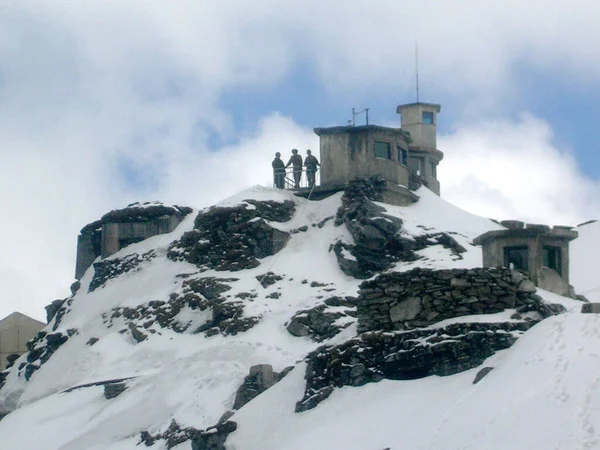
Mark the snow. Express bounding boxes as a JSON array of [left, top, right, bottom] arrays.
[[1, 185, 597, 450], [571, 220, 600, 302]]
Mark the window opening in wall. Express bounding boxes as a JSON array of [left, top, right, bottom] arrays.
[[408, 157, 422, 175], [430, 161, 437, 178], [504, 246, 529, 271], [374, 141, 391, 159], [543, 246, 562, 275], [397, 147, 408, 165], [422, 111, 434, 124]]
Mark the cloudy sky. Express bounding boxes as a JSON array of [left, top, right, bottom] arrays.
[[1, 1, 599, 321]]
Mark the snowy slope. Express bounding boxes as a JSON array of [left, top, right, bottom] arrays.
[[0, 185, 593, 450], [571, 220, 600, 302]]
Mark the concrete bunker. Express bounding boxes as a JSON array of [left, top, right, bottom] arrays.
[[473, 222, 578, 297], [75, 202, 192, 280], [311, 102, 443, 205]]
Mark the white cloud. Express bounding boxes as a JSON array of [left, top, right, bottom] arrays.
[[2, 1, 600, 321], [439, 114, 600, 225]]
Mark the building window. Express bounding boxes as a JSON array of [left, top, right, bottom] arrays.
[[543, 246, 562, 275], [374, 141, 391, 159], [430, 161, 437, 178], [398, 147, 408, 165], [408, 157, 422, 175], [504, 246, 529, 271], [422, 111, 434, 124]]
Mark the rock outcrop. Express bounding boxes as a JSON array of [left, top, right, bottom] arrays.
[[168, 200, 295, 271], [286, 296, 356, 341], [233, 364, 293, 410]]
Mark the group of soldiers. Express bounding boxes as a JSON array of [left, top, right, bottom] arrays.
[[272, 149, 320, 189]]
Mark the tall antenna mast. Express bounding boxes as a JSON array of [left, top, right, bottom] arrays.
[[415, 42, 420, 103]]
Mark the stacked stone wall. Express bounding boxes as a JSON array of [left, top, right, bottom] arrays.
[[355, 267, 561, 332]]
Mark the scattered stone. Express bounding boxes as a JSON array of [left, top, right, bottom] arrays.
[[128, 323, 148, 343], [45, 299, 66, 324], [286, 299, 356, 341], [256, 272, 283, 288], [473, 367, 494, 384], [19, 329, 78, 381], [316, 216, 334, 228], [310, 281, 329, 287], [266, 292, 281, 299], [86, 337, 99, 346]]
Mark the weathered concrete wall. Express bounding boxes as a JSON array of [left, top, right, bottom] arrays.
[[397, 102, 441, 150], [0, 312, 45, 369], [316, 126, 411, 188], [101, 219, 180, 258]]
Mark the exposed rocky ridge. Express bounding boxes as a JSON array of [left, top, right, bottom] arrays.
[[286, 296, 357, 341], [89, 250, 157, 292], [168, 200, 295, 271], [332, 177, 418, 279], [295, 321, 535, 412], [355, 267, 564, 332], [140, 418, 237, 450], [15, 329, 78, 381], [103, 276, 260, 337]]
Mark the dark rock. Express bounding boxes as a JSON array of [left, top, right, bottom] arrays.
[[89, 250, 156, 292], [168, 200, 294, 272], [104, 382, 127, 399], [286, 302, 355, 342], [191, 421, 237, 450], [472, 367, 494, 384], [256, 272, 283, 288], [19, 329, 77, 381], [45, 299, 66, 323], [86, 337, 99, 346], [70, 281, 81, 295], [128, 323, 147, 343], [4, 354, 19, 370]]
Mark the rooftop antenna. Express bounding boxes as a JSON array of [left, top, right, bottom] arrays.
[[351, 107, 370, 126], [415, 42, 420, 103]]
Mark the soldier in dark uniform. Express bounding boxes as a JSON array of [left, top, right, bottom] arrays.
[[286, 149, 303, 188], [272, 152, 285, 189], [304, 149, 320, 188]]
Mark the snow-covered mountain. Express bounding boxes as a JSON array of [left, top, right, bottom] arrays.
[[0, 181, 597, 450]]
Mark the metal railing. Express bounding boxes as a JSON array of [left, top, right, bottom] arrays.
[[273, 168, 320, 190]]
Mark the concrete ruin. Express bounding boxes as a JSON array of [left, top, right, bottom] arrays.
[[0, 312, 45, 369], [473, 222, 578, 297], [313, 102, 443, 204], [75, 202, 192, 280]]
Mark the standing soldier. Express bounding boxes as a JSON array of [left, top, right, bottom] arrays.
[[272, 152, 285, 189], [304, 149, 320, 188], [286, 149, 303, 189]]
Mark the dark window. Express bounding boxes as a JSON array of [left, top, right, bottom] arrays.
[[430, 161, 437, 178], [398, 147, 408, 165], [422, 111, 434, 124], [504, 246, 529, 271], [374, 141, 391, 159], [543, 246, 562, 275], [408, 157, 422, 175]]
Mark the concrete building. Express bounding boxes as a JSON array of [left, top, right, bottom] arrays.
[[314, 102, 443, 199], [473, 222, 578, 297], [75, 202, 192, 280], [0, 312, 45, 369], [397, 102, 443, 195]]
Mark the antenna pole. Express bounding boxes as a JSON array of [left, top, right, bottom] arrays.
[[415, 43, 420, 103]]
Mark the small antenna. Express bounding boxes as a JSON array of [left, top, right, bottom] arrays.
[[415, 42, 420, 103]]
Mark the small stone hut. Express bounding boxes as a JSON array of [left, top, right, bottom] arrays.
[[0, 312, 45, 369], [75, 202, 192, 280], [473, 222, 578, 297]]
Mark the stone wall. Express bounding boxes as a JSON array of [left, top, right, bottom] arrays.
[[355, 267, 562, 333]]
